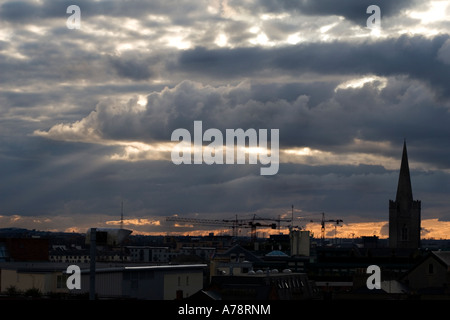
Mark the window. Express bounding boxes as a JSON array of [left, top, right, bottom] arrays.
[[428, 263, 434, 274], [401, 224, 408, 241], [57, 274, 68, 289], [130, 272, 139, 289], [186, 276, 189, 286]]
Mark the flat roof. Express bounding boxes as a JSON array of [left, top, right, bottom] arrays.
[[81, 263, 208, 274], [0, 261, 207, 274]]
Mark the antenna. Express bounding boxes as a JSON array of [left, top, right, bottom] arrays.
[[290, 205, 294, 231], [292, 205, 294, 227], [120, 200, 124, 230]]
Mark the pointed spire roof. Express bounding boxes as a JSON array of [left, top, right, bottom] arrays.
[[396, 140, 413, 205]]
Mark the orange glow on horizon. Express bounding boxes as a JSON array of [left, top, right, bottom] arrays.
[[2, 214, 450, 240], [130, 218, 450, 240]]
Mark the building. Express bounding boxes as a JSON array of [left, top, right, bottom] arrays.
[[402, 251, 450, 296], [178, 247, 215, 261], [0, 262, 74, 295], [50, 246, 130, 263], [290, 230, 310, 256], [207, 271, 318, 300], [389, 141, 421, 250], [77, 264, 207, 299], [127, 246, 174, 263], [126, 246, 215, 263], [210, 244, 261, 279], [307, 245, 421, 298], [0, 238, 49, 262], [49, 247, 90, 264], [0, 261, 207, 300]]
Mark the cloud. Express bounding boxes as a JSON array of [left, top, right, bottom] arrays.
[[28, 68, 450, 225], [176, 35, 450, 97], [0, 0, 217, 28], [437, 38, 450, 65], [108, 54, 154, 80], [35, 72, 450, 170], [1, 0, 450, 234], [0, 1, 40, 22], [256, 0, 421, 24], [106, 218, 161, 227]]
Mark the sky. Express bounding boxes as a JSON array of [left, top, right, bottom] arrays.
[[0, 0, 450, 239]]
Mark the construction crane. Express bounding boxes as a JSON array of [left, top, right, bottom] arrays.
[[247, 217, 277, 240], [309, 212, 343, 243], [247, 214, 292, 231], [165, 216, 244, 237], [166, 215, 279, 240]]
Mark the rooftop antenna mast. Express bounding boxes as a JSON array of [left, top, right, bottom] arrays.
[[120, 200, 124, 230], [291, 205, 294, 231]]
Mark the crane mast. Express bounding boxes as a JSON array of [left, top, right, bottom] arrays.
[[310, 212, 343, 244]]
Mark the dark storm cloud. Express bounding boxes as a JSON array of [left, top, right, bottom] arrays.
[[4, 135, 448, 222], [38, 73, 450, 173], [0, 148, 121, 216], [0, 42, 109, 87], [108, 54, 154, 81], [0, 0, 209, 24], [254, 0, 420, 25], [0, 133, 389, 219], [0, 0, 421, 26], [0, 1, 39, 22], [176, 34, 450, 98]]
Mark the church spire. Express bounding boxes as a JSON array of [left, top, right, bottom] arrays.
[[389, 140, 421, 250], [395, 140, 413, 207]]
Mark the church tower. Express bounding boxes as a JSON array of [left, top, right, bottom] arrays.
[[389, 141, 421, 249]]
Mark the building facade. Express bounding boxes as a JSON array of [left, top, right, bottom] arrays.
[[0, 262, 73, 295], [77, 264, 207, 299], [208, 271, 318, 300], [402, 251, 450, 295]]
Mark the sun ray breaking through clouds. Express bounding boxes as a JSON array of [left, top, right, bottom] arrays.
[[0, 0, 449, 238]]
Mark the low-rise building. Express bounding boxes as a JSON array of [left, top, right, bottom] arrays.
[[179, 247, 215, 261], [76, 264, 207, 299], [0, 238, 49, 262], [49, 247, 90, 264], [127, 246, 176, 263], [0, 262, 74, 295], [0, 261, 207, 300], [210, 244, 261, 279], [207, 271, 318, 300], [402, 251, 450, 296]]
